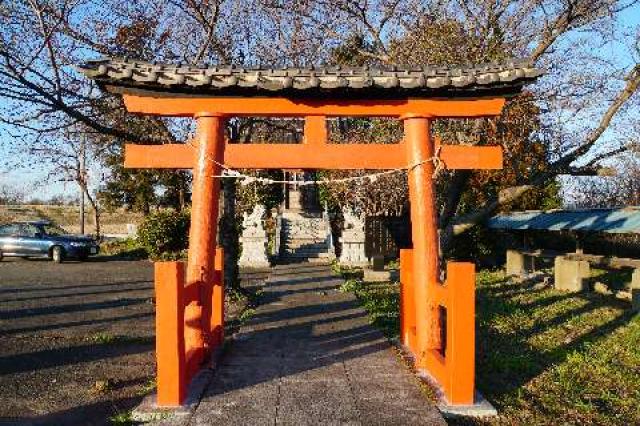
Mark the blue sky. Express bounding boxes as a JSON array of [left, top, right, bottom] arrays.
[[1, 4, 639, 202]]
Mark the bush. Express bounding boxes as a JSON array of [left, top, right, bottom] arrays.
[[137, 210, 190, 260], [100, 238, 148, 259]]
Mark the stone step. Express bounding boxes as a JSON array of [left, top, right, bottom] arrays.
[[284, 246, 329, 251], [284, 240, 328, 246], [282, 228, 327, 233], [284, 243, 328, 248], [283, 248, 331, 253], [283, 244, 329, 250], [279, 256, 332, 264], [283, 239, 328, 244], [283, 246, 331, 252], [282, 220, 325, 224], [282, 230, 326, 236], [282, 226, 327, 231], [283, 250, 329, 256], [282, 226, 326, 230], [282, 253, 332, 259]]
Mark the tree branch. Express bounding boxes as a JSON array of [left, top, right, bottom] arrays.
[[443, 61, 640, 249]]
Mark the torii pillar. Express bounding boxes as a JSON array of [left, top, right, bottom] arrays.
[[404, 115, 439, 368], [184, 113, 225, 369]]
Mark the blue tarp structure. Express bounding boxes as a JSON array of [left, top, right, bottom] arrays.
[[487, 207, 640, 234]]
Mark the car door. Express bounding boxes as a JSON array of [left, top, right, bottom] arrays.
[[17, 224, 49, 256], [0, 224, 23, 255]]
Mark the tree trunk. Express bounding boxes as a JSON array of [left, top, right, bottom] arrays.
[[220, 180, 240, 292], [83, 185, 101, 240]]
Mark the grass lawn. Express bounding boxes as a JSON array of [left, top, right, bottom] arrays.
[[339, 268, 640, 425]]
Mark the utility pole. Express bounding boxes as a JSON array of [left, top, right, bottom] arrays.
[[79, 136, 86, 235]]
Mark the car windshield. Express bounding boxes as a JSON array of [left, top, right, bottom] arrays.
[[42, 224, 67, 236]]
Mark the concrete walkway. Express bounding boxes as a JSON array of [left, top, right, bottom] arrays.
[[188, 262, 445, 425]]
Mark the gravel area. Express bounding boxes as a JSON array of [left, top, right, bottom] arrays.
[[0, 258, 156, 425]]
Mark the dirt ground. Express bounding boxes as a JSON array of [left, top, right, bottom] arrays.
[[0, 258, 156, 425]]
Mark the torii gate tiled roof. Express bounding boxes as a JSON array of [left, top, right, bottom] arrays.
[[77, 57, 542, 98], [76, 56, 544, 409]]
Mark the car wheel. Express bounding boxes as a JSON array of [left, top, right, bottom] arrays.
[[0, 250, 3, 261], [51, 246, 64, 263]]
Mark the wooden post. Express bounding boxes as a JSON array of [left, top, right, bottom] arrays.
[[400, 249, 417, 354], [155, 262, 186, 406], [185, 113, 225, 365], [211, 247, 225, 348], [404, 115, 439, 368], [446, 262, 476, 405]]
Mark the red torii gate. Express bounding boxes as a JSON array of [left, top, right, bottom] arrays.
[[79, 58, 541, 409]]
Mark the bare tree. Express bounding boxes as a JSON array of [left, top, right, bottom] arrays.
[[564, 154, 640, 207], [256, 0, 640, 251], [1, 0, 639, 256], [0, 183, 25, 205]]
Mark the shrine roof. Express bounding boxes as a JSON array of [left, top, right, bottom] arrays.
[[488, 207, 640, 234], [77, 57, 543, 99]]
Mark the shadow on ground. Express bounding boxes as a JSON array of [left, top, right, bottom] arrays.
[[474, 272, 636, 413], [188, 262, 444, 425]]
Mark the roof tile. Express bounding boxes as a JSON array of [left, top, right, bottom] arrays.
[[77, 57, 544, 98]]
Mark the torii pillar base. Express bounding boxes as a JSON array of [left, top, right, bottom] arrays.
[[130, 348, 226, 423], [417, 370, 498, 419]]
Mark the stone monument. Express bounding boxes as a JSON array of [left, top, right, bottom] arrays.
[[239, 204, 270, 269]]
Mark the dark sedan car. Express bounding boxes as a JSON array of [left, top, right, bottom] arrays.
[[0, 221, 99, 263]]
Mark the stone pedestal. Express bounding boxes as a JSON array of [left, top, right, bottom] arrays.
[[631, 269, 640, 312], [506, 250, 535, 277], [239, 205, 270, 269], [339, 208, 368, 267], [554, 256, 590, 292]]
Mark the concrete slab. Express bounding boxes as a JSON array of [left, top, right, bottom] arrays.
[[191, 380, 279, 426], [417, 369, 498, 420], [554, 256, 590, 292], [280, 362, 348, 383], [277, 380, 359, 425], [437, 392, 498, 419]]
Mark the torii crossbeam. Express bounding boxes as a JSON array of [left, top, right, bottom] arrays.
[[79, 58, 542, 409]]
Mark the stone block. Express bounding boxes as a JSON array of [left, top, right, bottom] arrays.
[[632, 269, 640, 289], [615, 290, 632, 301], [632, 269, 640, 312], [593, 282, 612, 295], [372, 255, 385, 271], [363, 268, 399, 282], [554, 256, 590, 292], [437, 392, 498, 419], [506, 249, 535, 277]]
